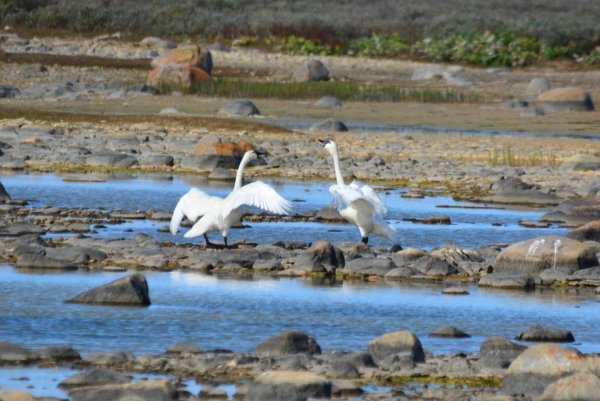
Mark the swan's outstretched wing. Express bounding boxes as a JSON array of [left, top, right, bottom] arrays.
[[221, 181, 292, 218], [350, 181, 387, 216], [170, 188, 220, 235], [329, 184, 376, 216]]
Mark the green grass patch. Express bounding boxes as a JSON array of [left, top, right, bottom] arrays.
[[160, 78, 479, 103]]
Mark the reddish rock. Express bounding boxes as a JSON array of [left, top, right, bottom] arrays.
[[568, 220, 600, 242], [150, 44, 211, 73], [146, 63, 210, 88], [538, 87, 594, 111]]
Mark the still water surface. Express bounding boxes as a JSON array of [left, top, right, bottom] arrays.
[[0, 173, 566, 249], [1, 265, 598, 356]]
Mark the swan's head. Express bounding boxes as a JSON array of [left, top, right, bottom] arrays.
[[242, 149, 265, 163], [318, 138, 337, 155]]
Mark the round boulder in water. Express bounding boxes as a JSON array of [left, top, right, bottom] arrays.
[[218, 100, 261, 117]]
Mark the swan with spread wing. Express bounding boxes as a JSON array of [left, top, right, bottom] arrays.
[[319, 139, 396, 245], [170, 150, 292, 248]]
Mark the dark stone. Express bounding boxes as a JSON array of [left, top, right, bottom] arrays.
[[516, 325, 575, 343], [218, 100, 260, 117], [255, 331, 321, 357], [0, 181, 10, 200], [34, 345, 80, 362], [429, 326, 471, 338], [412, 255, 458, 276], [480, 336, 527, 369], [86, 151, 139, 168], [0, 85, 20, 98], [67, 274, 151, 306], [293, 241, 344, 273]]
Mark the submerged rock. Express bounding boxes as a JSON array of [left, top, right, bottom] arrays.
[[67, 273, 151, 306], [429, 326, 471, 338]]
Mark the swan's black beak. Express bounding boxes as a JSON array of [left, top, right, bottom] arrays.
[[318, 139, 329, 147], [254, 150, 266, 157]]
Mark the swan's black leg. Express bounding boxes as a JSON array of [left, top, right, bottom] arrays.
[[361, 237, 369, 245], [224, 236, 228, 249], [203, 233, 212, 245]]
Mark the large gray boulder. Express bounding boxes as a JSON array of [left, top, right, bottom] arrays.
[[493, 236, 598, 274], [293, 241, 344, 273], [479, 336, 527, 369], [367, 331, 425, 368], [218, 100, 260, 117], [67, 274, 151, 306], [60, 369, 132, 388], [292, 60, 330, 82], [255, 331, 321, 357], [246, 371, 331, 401], [501, 344, 600, 398], [67, 379, 176, 401]]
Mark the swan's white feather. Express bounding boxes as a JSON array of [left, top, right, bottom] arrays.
[[350, 181, 387, 216], [221, 181, 292, 218], [169, 187, 220, 235]]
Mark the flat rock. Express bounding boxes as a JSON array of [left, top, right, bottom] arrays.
[[483, 177, 559, 206], [342, 257, 396, 276], [86, 151, 138, 168], [0, 391, 36, 401], [0, 223, 45, 236], [246, 371, 331, 401], [67, 379, 176, 401], [493, 236, 597, 274], [255, 331, 321, 357], [59, 369, 132, 388], [479, 272, 535, 289], [516, 325, 575, 343], [67, 273, 151, 306], [367, 330, 425, 368]]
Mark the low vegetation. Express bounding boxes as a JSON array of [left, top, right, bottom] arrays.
[[487, 146, 559, 167], [1, 0, 599, 67], [159, 78, 480, 103]]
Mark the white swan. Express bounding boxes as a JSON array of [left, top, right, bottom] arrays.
[[170, 150, 292, 247], [319, 139, 396, 245]]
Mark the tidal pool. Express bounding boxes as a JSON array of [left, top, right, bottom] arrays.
[[1, 265, 598, 356], [0, 173, 566, 249]]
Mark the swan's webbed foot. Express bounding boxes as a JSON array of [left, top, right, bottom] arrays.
[[360, 237, 369, 245]]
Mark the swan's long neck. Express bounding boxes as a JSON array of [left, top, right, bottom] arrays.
[[331, 145, 345, 185], [234, 154, 251, 190]]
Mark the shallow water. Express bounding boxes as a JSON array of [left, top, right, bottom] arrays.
[[268, 119, 600, 140], [0, 173, 566, 249], [1, 265, 598, 356], [0, 366, 235, 399]]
